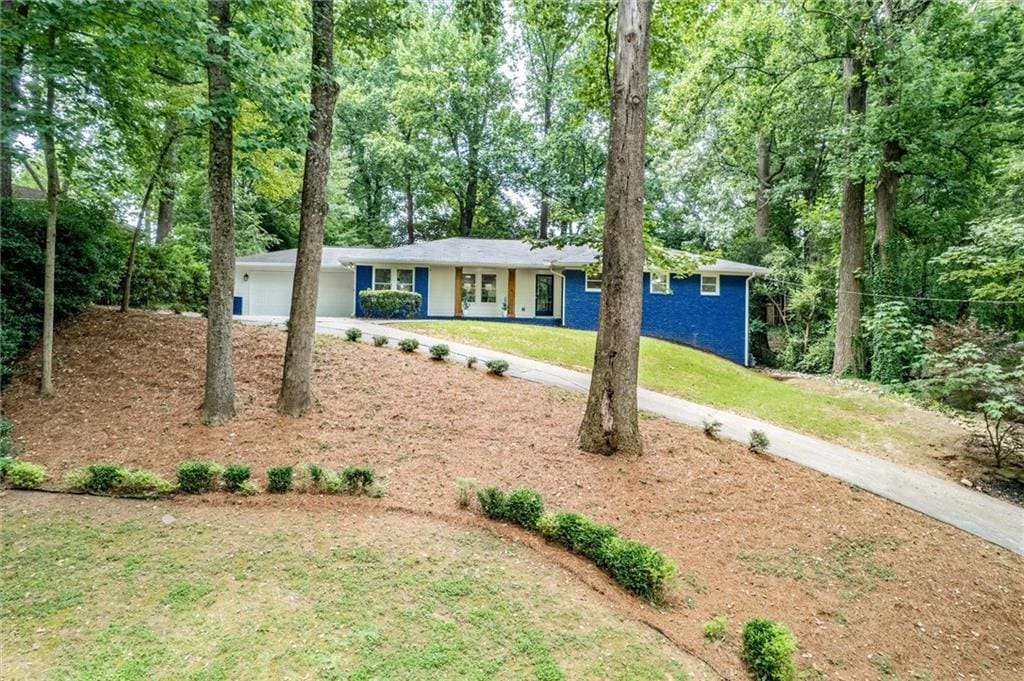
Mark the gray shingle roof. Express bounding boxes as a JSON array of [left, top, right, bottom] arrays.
[[236, 238, 767, 275]]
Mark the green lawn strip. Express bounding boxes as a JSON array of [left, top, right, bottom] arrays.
[[393, 321, 923, 450], [1, 510, 691, 680]]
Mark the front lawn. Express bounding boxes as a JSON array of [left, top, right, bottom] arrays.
[[1, 494, 696, 680], [392, 321, 961, 462]]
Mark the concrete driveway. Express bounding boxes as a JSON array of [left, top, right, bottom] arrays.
[[238, 315, 1024, 555]]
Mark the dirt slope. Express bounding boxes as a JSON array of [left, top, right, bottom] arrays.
[[4, 308, 1022, 680]]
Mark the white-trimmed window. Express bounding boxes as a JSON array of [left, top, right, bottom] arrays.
[[700, 274, 720, 296], [461, 272, 476, 303], [650, 272, 671, 294], [374, 267, 415, 292], [480, 273, 497, 303], [585, 272, 602, 292]]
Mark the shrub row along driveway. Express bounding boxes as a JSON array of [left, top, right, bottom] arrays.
[[238, 315, 1024, 555]]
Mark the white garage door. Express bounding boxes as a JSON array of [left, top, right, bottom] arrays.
[[241, 269, 355, 317]]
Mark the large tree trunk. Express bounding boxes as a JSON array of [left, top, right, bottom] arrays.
[[156, 116, 179, 242], [39, 26, 58, 397], [538, 90, 552, 240], [1, 1, 28, 200], [832, 54, 867, 377], [404, 172, 415, 243], [121, 132, 179, 311], [277, 0, 339, 417], [578, 0, 652, 456], [201, 0, 236, 425], [873, 140, 903, 263], [459, 134, 479, 236]]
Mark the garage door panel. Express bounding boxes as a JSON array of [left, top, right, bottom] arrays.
[[239, 269, 354, 318]]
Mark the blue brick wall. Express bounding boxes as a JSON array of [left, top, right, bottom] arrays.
[[354, 265, 373, 317], [415, 267, 429, 317], [563, 269, 749, 365]]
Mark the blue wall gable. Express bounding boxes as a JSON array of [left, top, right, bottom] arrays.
[[354, 265, 373, 317], [563, 269, 749, 365]]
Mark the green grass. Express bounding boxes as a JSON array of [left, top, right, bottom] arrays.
[[1, 504, 694, 680], [393, 321, 935, 453]]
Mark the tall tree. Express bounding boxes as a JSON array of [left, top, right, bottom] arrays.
[[201, 0, 236, 425], [39, 25, 58, 397], [578, 0, 653, 456], [1, 0, 29, 199], [277, 0, 340, 416]]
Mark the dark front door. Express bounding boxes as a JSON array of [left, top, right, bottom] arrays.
[[535, 274, 554, 316]]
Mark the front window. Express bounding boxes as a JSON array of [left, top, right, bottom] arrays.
[[700, 274, 720, 296], [373, 268, 391, 290], [585, 272, 602, 292], [396, 268, 414, 292], [480, 273, 497, 303], [650, 272, 671, 294]]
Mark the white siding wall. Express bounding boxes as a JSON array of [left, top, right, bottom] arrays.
[[233, 268, 355, 317], [513, 269, 562, 318]]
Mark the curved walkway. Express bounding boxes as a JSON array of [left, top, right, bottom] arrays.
[[238, 315, 1024, 556]]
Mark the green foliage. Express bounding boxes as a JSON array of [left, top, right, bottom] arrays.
[[372, 335, 389, 347], [0, 199, 126, 382], [601, 537, 676, 602], [429, 343, 450, 360], [236, 480, 260, 496], [5, 461, 46, 489], [397, 337, 420, 352], [486, 359, 509, 375], [222, 464, 252, 492], [455, 477, 477, 508], [535, 511, 618, 565], [340, 466, 374, 494], [306, 463, 324, 484], [477, 486, 507, 520], [358, 290, 421, 319], [177, 460, 220, 494], [504, 488, 545, 529], [749, 430, 770, 454], [703, 615, 729, 642], [345, 327, 363, 341], [466, 356, 477, 368], [98, 242, 209, 312], [0, 416, 12, 458], [862, 302, 932, 384], [921, 343, 1024, 467], [82, 464, 127, 494], [702, 419, 722, 439], [116, 469, 175, 497], [266, 466, 294, 493], [741, 618, 797, 681]]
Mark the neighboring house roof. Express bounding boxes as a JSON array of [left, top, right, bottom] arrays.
[[237, 238, 768, 275]]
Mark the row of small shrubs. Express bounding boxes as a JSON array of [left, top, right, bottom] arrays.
[[1, 459, 47, 489], [468, 483, 675, 602], [177, 460, 379, 496], [64, 463, 175, 498], [701, 417, 772, 453], [353, 329, 510, 375]]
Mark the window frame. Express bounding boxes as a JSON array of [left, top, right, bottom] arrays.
[[479, 273, 498, 303], [649, 272, 672, 295], [461, 271, 477, 304], [584, 271, 602, 292], [373, 266, 416, 293], [699, 273, 720, 296]]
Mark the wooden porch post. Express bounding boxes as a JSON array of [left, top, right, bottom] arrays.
[[454, 266, 463, 317], [507, 268, 516, 318]]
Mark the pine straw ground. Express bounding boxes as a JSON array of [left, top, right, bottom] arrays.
[[4, 308, 1023, 680]]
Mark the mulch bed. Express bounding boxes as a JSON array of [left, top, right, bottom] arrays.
[[4, 308, 1023, 680]]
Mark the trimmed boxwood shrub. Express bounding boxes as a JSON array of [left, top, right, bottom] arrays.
[[177, 460, 219, 493], [267, 465, 293, 493], [742, 618, 797, 681], [504, 487, 545, 529], [222, 464, 251, 492], [372, 335, 388, 347], [397, 337, 419, 352], [358, 290, 421, 319], [345, 327, 362, 341], [601, 537, 676, 601], [83, 463, 127, 493], [537, 511, 618, 563], [4, 460, 45, 488], [117, 469, 175, 497], [486, 359, 509, 375], [341, 465, 374, 493], [749, 430, 770, 453], [429, 344, 450, 360], [477, 486, 507, 520]]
